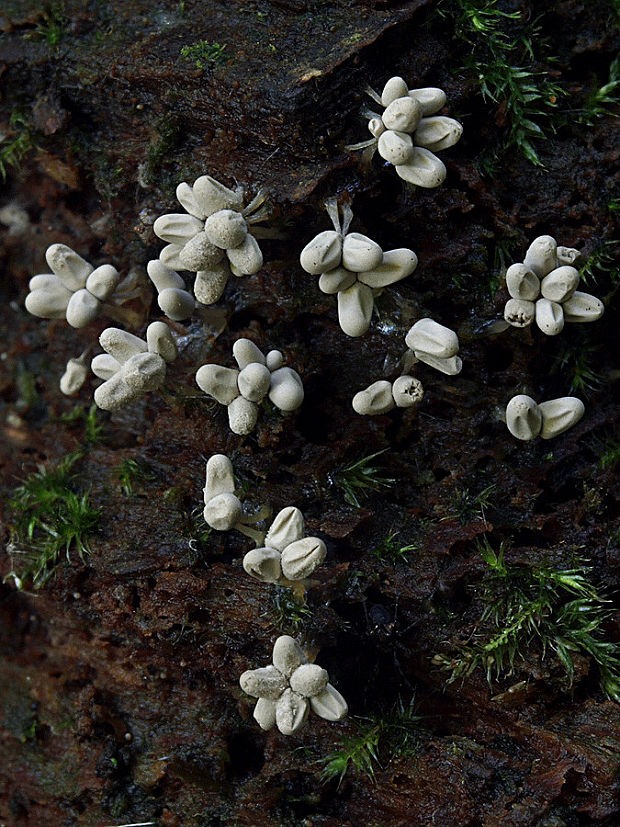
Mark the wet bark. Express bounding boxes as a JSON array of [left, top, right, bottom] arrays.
[[1, 1, 619, 824]]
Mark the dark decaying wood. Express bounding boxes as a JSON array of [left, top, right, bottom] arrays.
[[0, 1, 618, 824]]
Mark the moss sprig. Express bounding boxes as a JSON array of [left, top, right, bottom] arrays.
[[330, 449, 395, 509], [319, 696, 424, 786]]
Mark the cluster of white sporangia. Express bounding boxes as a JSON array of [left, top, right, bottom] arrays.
[[353, 375, 424, 416], [406, 317, 462, 375], [353, 318, 462, 415], [195, 338, 304, 435], [25, 243, 141, 328], [202, 454, 271, 543], [243, 506, 327, 585], [504, 235, 604, 336], [299, 199, 418, 337], [23, 74, 608, 739], [150, 175, 269, 316], [202, 456, 341, 732], [91, 322, 177, 411], [239, 635, 348, 735], [505, 394, 585, 441], [347, 76, 463, 187], [351, 374, 424, 416]]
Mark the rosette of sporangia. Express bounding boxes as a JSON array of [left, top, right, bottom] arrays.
[[503, 235, 605, 336], [91, 322, 177, 411], [299, 199, 418, 337], [243, 506, 326, 585], [25, 243, 143, 328], [239, 636, 348, 735], [150, 175, 270, 317], [347, 75, 463, 187], [195, 338, 304, 436]]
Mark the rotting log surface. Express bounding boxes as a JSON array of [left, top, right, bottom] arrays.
[[1, 1, 619, 825]]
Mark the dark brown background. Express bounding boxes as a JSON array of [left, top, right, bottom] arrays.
[[0, 1, 618, 824]]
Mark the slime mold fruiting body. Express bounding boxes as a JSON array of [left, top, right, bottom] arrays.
[[91, 322, 177, 410], [26, 244, 142, 328], [239, 635, 348, 735], [300, 199, 418, 337], [151, 175, 270, 313], [203, 454, 270, 542], [505, 394, 585, 440], [503, 236, 604, 336], [243, 506, 327, 584], [196, 338, 304, 435], [348, 76, 463, 187]]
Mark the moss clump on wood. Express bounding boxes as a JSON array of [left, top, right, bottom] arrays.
[[7, 452, 100, 589], [179, 40, 228, 70], [437, 538, 620, 700]]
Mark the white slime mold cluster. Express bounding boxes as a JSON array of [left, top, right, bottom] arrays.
[[503, 235, 604, 336], [352, 318, 461, 415], [348, 76, 463, 187], [243, 506, 327, 584], [25, 244, 141, 328], [405, 318, 462, 375], [201, 458, 342, 733], [21, 66, 612, 743], [299, 199, 418, 337], [196, 338, 304, 435], [239, 635, 348, 735], [505, 394, 585, 440], [151, 175, 270, 313], [352, 376, 424, 416], [202, 454, 270, 542], [91, 322, 177, 410]]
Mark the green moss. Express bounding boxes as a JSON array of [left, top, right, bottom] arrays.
[[441, 482, 495, 525], [320, 724, 380, 785], [270, 586, 312, 633], [319, 697, 424, 786], [492, 235, 521, 292], [23, 2, 67, 50], [7, 452, 101, 589], [330, 449, 395, 509], [0, 110, 36, 183], [437, 0, 565, 166], [58, 403, 104, 447], [14, 360, 40, 413], [587, 427, 620, 470], [20, 715, 40, 743], [578, 54, 620, 126], [186, 506, 213, 551], [437, 538, 620, 700], [451, 231, 518, 299], [116, 457, 157, 496], [553, 332, 604, 397], [369, 530, 418, 565], [598, 435, 620, 470], [180, 41, 228, 70], [579, 239, 620, 291]]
